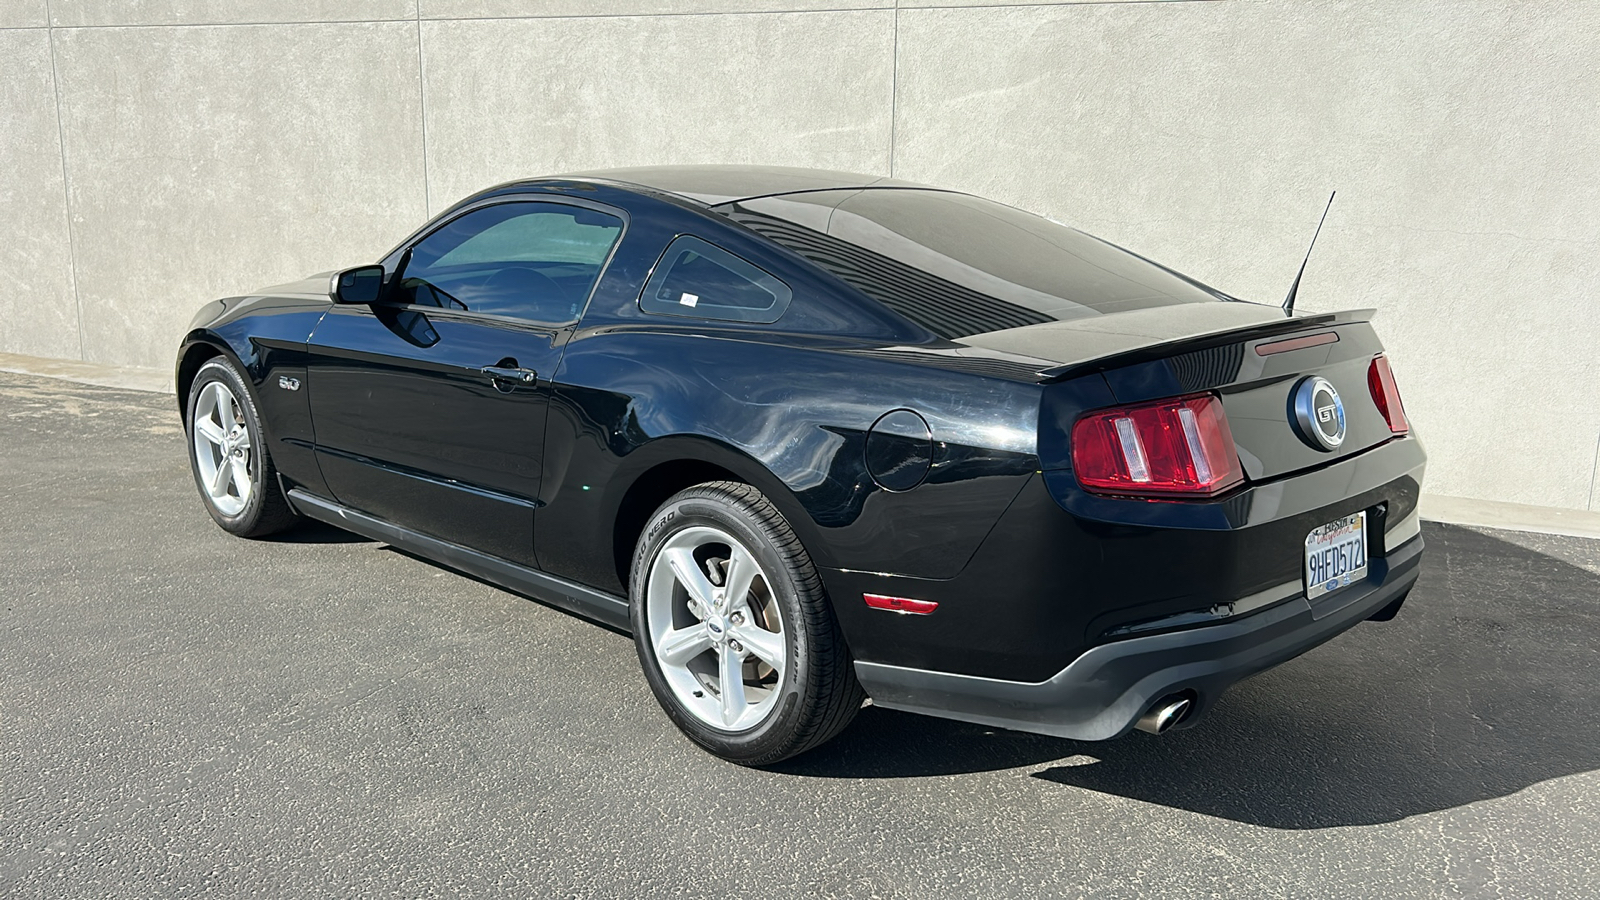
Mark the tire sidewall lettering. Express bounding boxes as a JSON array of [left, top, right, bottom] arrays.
[[645, 508, 675, 543], [630, 487, 819, 758]]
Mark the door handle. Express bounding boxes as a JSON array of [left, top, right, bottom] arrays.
[[481, 365, 538, 386]]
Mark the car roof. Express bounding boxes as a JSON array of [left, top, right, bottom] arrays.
[[555, 164, 930, 206]]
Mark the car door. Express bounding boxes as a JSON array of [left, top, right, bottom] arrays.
[[305, 198, 625, 565]]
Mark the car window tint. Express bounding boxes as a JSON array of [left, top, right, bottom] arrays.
[[638, 236, 792, 324], [399, 202, 623, 324], [719, 190, 1224, 340]]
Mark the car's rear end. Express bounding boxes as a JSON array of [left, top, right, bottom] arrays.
[[846, 306, 1424, 740], [1033, 303, 1421, 633], [711, 183, 1424, 740]]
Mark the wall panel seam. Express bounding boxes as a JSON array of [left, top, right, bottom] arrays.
[[897, 0, 1215, 8], [22, 2, 1219, 31], [415, 10, 431, 217], [41, 0, 85, 361], [1589, 431, 1599, 512], [37, 19, 416, 30], [35, 9, 899, 30], [416, 7, 894, 22], [889, 6, 899, 176]]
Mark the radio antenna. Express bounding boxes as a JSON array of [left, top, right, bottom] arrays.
[[1283, 191, 1336, 315]]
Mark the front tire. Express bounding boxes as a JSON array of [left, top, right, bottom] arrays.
[[185, 357, 297, 538], [630, 481, 863, 765]]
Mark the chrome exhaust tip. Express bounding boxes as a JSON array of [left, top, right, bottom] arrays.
[[1135, 695, 1193, 735]]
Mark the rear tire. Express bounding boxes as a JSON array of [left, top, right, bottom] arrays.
[[185, 357, 298, 538], [630, 481, 863, 766]]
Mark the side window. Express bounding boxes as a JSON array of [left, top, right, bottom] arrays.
[[397, 202, 624, 324], [638, 236, 792, 324]]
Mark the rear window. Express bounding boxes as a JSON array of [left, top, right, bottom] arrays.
[[721, 189, 1224, 339], [639, 236, 792, 324]]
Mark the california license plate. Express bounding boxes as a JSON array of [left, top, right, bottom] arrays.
[[1305, 511, 1368, 600]]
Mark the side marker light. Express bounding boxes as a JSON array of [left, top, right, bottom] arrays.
[[863, 593, 939, 615]]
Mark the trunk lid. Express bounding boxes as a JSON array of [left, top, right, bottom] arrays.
[[1019, 304, 1399, 484]]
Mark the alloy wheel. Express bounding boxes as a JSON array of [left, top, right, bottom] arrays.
[[191, 380, 254, 517], [646, 525, 787, 731]]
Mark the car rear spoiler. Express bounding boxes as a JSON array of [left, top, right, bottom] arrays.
[[1036, 308, 1379, 383]]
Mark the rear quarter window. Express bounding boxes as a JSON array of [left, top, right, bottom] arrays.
[[638, 236, 792, 324]]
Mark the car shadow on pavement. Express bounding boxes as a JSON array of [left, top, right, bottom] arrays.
[[777, 523, 1600, 829], [263, 519, 376, 544]]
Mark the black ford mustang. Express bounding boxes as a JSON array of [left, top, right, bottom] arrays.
[[177, 166, 1424, 765]]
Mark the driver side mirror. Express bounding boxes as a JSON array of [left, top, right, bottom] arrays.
[[330, 265, 385, 304]]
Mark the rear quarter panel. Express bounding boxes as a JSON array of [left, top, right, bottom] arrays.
[[535, 328, 1044, 595]]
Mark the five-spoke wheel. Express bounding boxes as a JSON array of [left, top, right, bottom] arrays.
[[184, 356, 297, 537], [191, 380, 254, 517], [647, 525, 787, 731], [632, 481, 863, 765]]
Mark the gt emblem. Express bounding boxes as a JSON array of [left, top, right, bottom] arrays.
[[278, 375, 301, 391], [1291, 376, 1345, 451]]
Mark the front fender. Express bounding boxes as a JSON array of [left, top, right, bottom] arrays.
[[174, 290, 332, 495]]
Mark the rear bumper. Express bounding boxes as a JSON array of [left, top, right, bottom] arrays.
[[854, 532, 1422, 741]]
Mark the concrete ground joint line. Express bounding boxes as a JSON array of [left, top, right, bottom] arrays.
[[0, 352, 172, 394], [1419, 494, 1600, 542]]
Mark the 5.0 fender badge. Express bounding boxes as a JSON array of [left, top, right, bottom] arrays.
[[277, 375, 301, 392], [1291, 376, 1345, 451]]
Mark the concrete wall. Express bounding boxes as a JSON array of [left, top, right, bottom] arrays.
[[2, 0, 1596, 512]]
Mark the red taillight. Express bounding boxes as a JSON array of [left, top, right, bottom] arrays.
[[1071, 393, 1244, 498], [1367, 354, 1409, 434]]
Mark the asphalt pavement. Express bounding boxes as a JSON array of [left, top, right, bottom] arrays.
[[3, 370, 1598, 899]]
